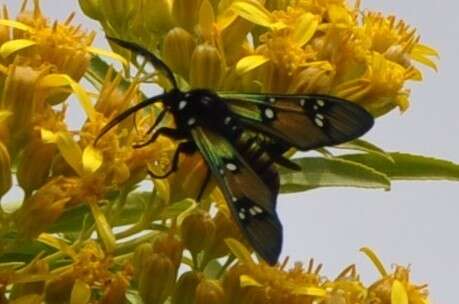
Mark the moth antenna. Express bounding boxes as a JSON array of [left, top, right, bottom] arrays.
[[95, 93, 168, 145], [107, 36, 178, 90]]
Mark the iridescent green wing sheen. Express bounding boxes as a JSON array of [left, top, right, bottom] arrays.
[[191, 126, 282, 265], [219, 93, 374, 151]]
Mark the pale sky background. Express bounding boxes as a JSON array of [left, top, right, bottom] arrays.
[[3, 1, 459, 303]]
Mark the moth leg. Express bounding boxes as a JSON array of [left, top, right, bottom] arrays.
[[133, 127, 183, 148], [196, 167, 211, 202], [272, 155, 301, 171], [148, 141, 195, 179]]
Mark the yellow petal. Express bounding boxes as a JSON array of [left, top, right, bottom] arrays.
[[38, 233, 78, 259], [199, 0, 215, 40], [41, 128, 59, 144], [391, 280, 409, 304], [0, 110, 12, 123], [412, 44, 439, 57], [82, 145, 103, 173], [292, 13, 319, 47], [89, 201, 116, 253], [0, 39, 37, 58], [410, 53, 438, 71], [236, 55, 269, 75], [240, 275, 262, 288], [56, 131, 85, 176], [360, 247, 388, 277], [42, 129, 85, 176], [225, 238, 254, 264], [39, 74, 97, 121], [87, 46, 129, 67], [294, 286, 327, 297], [216, 9, 238, 31], [231, 0, 285, 30], [70, 279, 91, 304], [0, 19, 34, 32]]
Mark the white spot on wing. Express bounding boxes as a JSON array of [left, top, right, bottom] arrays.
[[300, 99, 306, 106], [264, 108, 275, 120], [202, 96, 211, 104], [239, 211, 246, 220], [317, 99, 325, 107], [253, 206, 263, 214], [226, 162, 238, 172], [224, 117, 232, 125], [315, 118, 324, 127], [268, 97, 276, 103], [187, 117, 196, 126], [178, 100, 187, 110]]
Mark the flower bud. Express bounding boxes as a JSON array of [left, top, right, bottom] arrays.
[[100, 0, 140, 33], [189, 44, 223, 89], [133, 243, 154, 278], [172, 0, 203, 31], [1, 65, 45, 145], [44, 272, 75, 304], [153, 233, 184, 269], [163, 27, 196, 79], [78, 0, 103, 21], [204, 211, 240, 260], [288, 66, 334, 94], [0, 141, 12, 199], [16, 177, 78, 238], [142, 0, 174, 35], [195, 279, 225, 304], [180, 210, 216, 255], [222, 265, 245, 303], [138, 253, 176, 304], [17, 139, 56, 195], [172, 271, 203, 304], [100, 273, 129, 304]]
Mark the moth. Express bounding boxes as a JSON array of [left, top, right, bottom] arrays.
[[97, 37, 374, 265]]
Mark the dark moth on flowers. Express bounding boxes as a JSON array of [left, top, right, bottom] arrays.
[[96, 37, 374, 265]]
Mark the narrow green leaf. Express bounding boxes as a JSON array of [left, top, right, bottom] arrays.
[[341, 152, 459, 181], [86, 56, 131, 91], [158, 199, 195, 220], [280, 157, 391, 193], [203, 259, 223, 279], [334, 139, 394, 163]]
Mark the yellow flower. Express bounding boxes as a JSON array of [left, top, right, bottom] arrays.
[[91, 0, 436, 115], [361, 247, 430, 304], [224, 239, 325, 304], [15, 176, 79, 238]]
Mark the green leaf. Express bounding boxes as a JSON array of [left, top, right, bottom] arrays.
[[0, 233, 55, 263], [87, 56, 131, 91], [340, 152, 459, 181], [334, 139, 394, 163], [126, 290, 143, 304], [48, 204, 93, 233], [203, 259, 223, 279], [158, 199, 195, 220], [280, 157, 391, 193]]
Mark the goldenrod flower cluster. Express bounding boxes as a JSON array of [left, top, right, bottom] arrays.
[[81, 0, 437, 116], [0, 0, 441, 303]]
